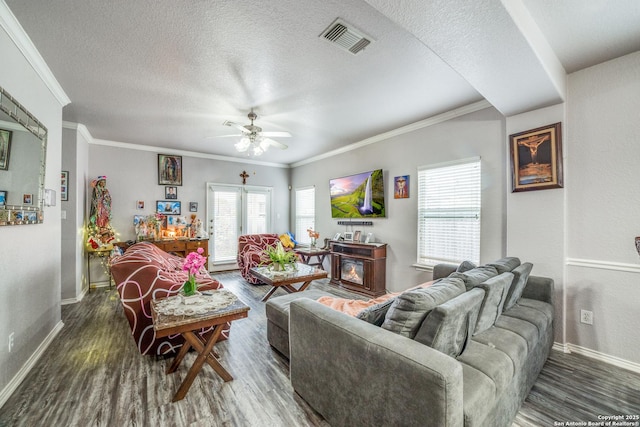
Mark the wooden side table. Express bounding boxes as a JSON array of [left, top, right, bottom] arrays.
[[87, 247, 114, 290], [150, 290, 249, 402], [294, 247, 330, 270]]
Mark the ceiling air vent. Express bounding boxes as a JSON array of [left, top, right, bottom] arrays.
[[321, 18, 373, 55]]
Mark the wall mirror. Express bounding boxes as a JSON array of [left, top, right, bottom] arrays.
[[0, 85, 47, 226]]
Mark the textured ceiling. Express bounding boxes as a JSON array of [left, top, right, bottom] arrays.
[[4, 0, 640, 165]]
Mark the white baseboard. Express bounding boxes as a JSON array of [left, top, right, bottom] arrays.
[[553, 341, 640, 374], [0, 321, 65, 409], [60, 286, 89, 305]]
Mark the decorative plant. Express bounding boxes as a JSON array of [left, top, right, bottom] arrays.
[[263, 241, 298, 270], [182, 247, 206, 296]]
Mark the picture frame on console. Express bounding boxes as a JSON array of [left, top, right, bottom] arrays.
[[158, 154, 182, 186], [343, 231, 354, 242], [509, 122, 563, 192], [353, 230, 361, 242], [0, 190, 6, 206]]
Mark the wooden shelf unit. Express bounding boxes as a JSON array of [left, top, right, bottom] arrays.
[[329, 241, 387, 297]]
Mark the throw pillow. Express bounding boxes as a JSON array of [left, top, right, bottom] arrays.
[[473, 272, 513, 335], [381, 278, 465, 338], [356, 297, 397, 326], [486, 257, 521, 274], [414, 288, 485, 358], [503, 262, 534, 311], [456, 260, 477, 273], [449, 265, 499, 291]]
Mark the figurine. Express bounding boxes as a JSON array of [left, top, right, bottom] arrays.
[[195, 218, 208, 238]]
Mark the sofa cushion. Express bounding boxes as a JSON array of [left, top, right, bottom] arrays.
[[460, 362, 497, 427], [503, 262, 533, 311], [472, 327, 528, 372], [265, 289, 334, 332], [356, 297, 397, 326], [473, 273, 513, 335], [486, 257, 521, 274], [518, 298, 554, 323], [449, 265, 499, 291], [381, 278, 465, 338], [502, 304, 552, 338], [414, 288, 485, 357], [456, 260, 477, 273], [494, 316, 539, 352]]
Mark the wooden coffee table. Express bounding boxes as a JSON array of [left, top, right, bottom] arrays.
[[150, 289, 249, 402], [250, 262, 329, 302]]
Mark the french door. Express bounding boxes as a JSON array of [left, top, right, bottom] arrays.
[[206, 184, 272, 270]]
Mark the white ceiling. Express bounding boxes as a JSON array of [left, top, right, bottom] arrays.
[[5, 0, 640, 166]]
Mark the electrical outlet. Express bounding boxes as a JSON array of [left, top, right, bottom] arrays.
[[8, 332, 14, 352], [580, 310, 593, 325]]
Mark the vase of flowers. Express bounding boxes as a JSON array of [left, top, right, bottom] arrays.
[[263, 241, 298, 271], [181, 247, 206, 302], [307, 228, 320, 249]]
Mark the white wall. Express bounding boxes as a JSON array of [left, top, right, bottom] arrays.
[[87, 144, 291, 248], [0, 23, 64, 399], [565, 51, 640, 365], [505, 103, 566, 344], [291, 107, 507, 292]]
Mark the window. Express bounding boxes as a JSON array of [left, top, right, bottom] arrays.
[[417, 158, 481, 266], [295, 186, 315, 245]]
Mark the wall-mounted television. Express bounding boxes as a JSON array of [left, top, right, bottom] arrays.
[[330, 169, 385, 218]]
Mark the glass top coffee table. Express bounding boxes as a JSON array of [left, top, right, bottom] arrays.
[[249, 262, 329, 302]]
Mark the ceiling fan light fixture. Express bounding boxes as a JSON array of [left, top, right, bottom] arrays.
[[235, 137, 251, 152]]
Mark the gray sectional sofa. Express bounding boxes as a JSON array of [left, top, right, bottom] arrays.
[[265, 257, 554, 427]]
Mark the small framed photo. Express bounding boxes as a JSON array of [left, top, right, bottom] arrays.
[[165, 186, 178, 199], [133, 215, 145, 225], [365, 233, 375, 243], [0, 190, 6, 206], [158, 154, 182, 186], [189, 202, 198, 212], [353, 230, 362, 242], [26, 211, 37, 223], [136, 200, 145, 210], [332, 232, 341, 241], [61, 171, 69, 201], [394, 175, 409, 199], [0, 129, 12, 171], [23, 193, 32, 205], [343, 231, 354, 242], [509, 122, 563, 192], [156, 200, 181, 215]]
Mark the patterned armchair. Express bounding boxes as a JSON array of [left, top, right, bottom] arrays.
[[110, 242, 229, 356], [237, 233, 282, 284]]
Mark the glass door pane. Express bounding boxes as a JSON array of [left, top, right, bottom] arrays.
[[208, 187, 241, 265], [245, 190, 270, 234]]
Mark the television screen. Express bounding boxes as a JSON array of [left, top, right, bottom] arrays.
[[330, 169, 385, 218]]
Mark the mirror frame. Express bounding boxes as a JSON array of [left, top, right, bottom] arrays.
[[0, 85, 48, 226]]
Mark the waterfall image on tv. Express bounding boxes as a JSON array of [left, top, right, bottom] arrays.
[[330, 169, 385, 218]]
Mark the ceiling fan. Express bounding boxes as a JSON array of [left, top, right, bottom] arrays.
[[222, 110, 291, 156]]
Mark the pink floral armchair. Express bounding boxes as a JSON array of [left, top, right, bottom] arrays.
[[237, 233, 282, 284], [110, 242, 228, 356]]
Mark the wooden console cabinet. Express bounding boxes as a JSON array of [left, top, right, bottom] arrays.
[[330, 241, 387, 297], [117, 239, 209, 263]]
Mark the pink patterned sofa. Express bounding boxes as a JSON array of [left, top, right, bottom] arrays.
[[237, 233, 286, 284], [110, 241, 229, 356]]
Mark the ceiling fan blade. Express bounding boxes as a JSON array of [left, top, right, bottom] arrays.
[[223, 120, 250, 133], [264, 138, 288, 150], [261, 131, 292, 138]]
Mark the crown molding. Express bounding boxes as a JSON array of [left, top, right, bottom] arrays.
[[566, 258, 640, 274], [91, 138, 290, 169], [0, 1, 70, 106], [63, 121, 94, 144], [291, 99, 492, 168]]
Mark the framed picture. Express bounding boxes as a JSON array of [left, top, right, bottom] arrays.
[[133, 215, 145, 225], [158, 154, 182, 186], [394, 175, 409, 199], [0, 129, 12, 170], [165, 186, 178, 199], [60, 171, 69, 201], [23, 194, 32, 205], [156, 200, 181, 215], [0, 190, 6, 206], [136, 200, 145, 210], [343, 231, 354, 242], [332, 232, 341, 241], [189, 202, 198, 212], [353, 230, 362, 242], [509, 122, 563, 192], [365, 232, 375, 243]]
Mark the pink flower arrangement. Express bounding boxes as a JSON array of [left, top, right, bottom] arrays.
[[182, 247, 206, 295]]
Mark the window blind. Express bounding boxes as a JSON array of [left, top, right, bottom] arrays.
[[295, 186, 315, 244], [417, 158, 481, 266]]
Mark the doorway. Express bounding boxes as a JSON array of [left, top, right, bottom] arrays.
[[206, 183, 272, 271]]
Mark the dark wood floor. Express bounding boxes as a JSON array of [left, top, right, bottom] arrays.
[[1, 272, 639, 426]]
